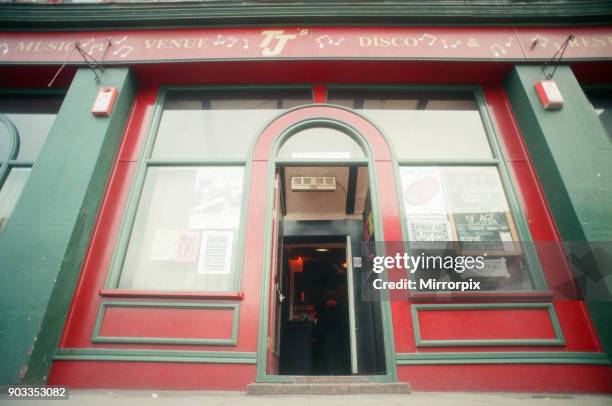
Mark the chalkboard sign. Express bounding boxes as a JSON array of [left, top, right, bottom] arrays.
[[451, 211, 521, 255]]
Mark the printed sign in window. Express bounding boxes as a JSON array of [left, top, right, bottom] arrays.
[[197, 230, 234, 275]]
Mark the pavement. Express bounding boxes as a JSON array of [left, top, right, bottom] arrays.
[[2, 391, 612, 406]]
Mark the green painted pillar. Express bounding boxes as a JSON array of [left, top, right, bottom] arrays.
[[0, 68, 136, 384], [505, 65, 612, 357]]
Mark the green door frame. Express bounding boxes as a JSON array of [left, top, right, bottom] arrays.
[[255, 112, 398, 383], [346, 234, 359, 374]]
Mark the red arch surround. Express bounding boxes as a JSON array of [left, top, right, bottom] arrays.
[[252, 105, 392, 161], [246, 104, 403, 380], [248, 104, 403, 257]]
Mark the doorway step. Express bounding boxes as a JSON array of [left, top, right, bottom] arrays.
[[247, 376, 411, 395]]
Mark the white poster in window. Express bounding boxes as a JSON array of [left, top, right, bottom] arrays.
[[400, 167, 451, 241], [188, 167, 243, 230], [197, 230, 234, 275], [441, 167, 509, 214], [151, 229, 178, 261], [401, 167, 447, 215]]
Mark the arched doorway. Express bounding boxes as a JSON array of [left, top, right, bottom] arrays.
[[250, 105, 401, 383]]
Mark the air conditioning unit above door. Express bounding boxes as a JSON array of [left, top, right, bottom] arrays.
[[291, 176, 336, 191]]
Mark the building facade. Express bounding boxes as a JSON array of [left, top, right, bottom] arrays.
[[0, 1, 611, 393]]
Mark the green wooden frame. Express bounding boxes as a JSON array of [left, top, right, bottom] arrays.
[[411, 303, 565, 347], [55, 348, 257, 364], [326, 84, 548, 294], [0, 113, 22, 188], [0, 89, 66, 229], [104, 84, 312, 293], [255, 107, 398, 383], [92, 301, 240, 346]]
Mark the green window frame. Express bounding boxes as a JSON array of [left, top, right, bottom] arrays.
[[328, 85, 547, 292], [105, 85, 313, 292], [0, 90, 65, 233]]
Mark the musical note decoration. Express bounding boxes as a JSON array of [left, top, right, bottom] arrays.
[[315, 35, 344, 48], [489, 44, 507, 57], [418, 34, 437, 46], [213, 35, 239, 48], [112, 45, 134, 58]]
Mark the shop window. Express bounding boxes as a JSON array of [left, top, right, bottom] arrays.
[[329, 88, 542, 292], [0, 96, 63, 232], [399, 166, 533, 291], [328, 89, 492, 160], [113, 88, 312, 292], [584, 87, 612, 137], [119, 166, 244, 291], [151, 89, 311, 160]]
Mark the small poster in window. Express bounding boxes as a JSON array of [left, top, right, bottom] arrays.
[[175, 231, 201, 262], [151, 229, 178, 261], [401, 167, 447, 215], [451, 211, 521, 255], [151, 229, 201, 262], [400, 167, 452, 242], [188, 167, 243, 230], [197, 230, 234, 275], [407, 220, 452, 242]]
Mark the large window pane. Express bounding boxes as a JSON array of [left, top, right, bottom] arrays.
[[399, 166, 533, 291], [328, 89, 492, 160], [0, 168, 31, 232], [4, 114, 56, 161], [151, 89, 312, 160], [0, 97, 63, 161], [277, 127, 366, 160], [119, 166, 244, 291]]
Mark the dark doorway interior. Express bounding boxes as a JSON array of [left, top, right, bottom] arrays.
[[270, 164, 386, 376], [279, 239, 350, 375]]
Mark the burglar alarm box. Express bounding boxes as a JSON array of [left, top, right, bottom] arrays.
[[535, 80, 564, 110], [91, 86, 119, 117]]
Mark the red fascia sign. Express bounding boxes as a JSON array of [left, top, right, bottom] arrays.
[[0, 26, 611, 64]]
